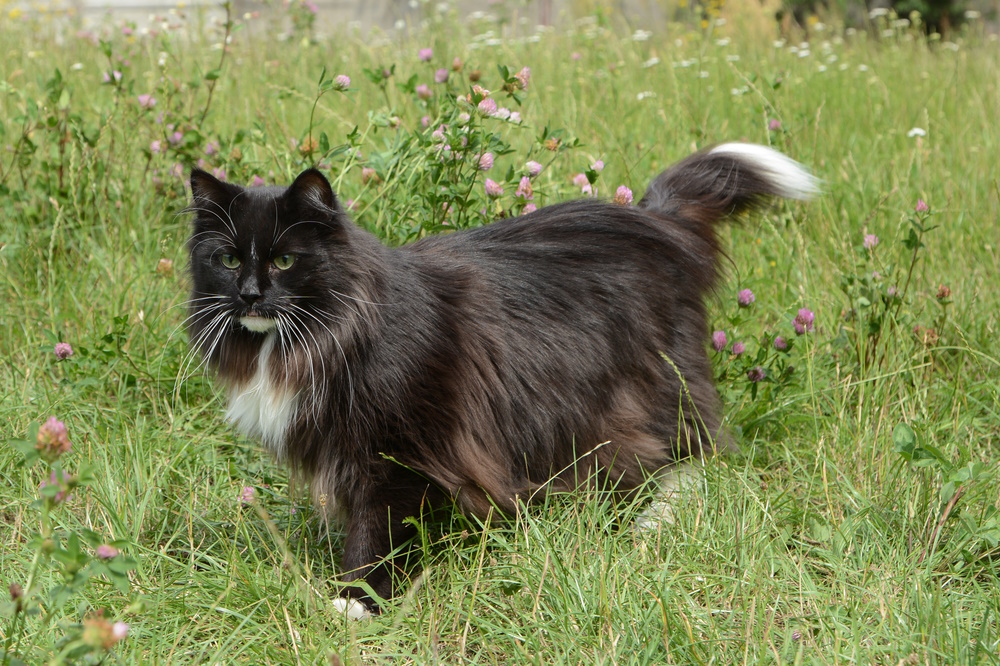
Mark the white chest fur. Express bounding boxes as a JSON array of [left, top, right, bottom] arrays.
[[226, 333, 299, 459]]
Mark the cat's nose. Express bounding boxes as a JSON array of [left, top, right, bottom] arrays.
[[240, 290, 261, 306]]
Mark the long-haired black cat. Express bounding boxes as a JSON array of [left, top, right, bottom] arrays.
[[187, 143, 816, 616]]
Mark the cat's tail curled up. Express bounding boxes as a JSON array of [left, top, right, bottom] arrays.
[[637, 143, 819, 234]]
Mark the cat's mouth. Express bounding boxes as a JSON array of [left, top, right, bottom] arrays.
[[239, 311, 277, 333]]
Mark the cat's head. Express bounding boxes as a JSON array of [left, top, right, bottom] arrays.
[[186, 168, 375, 375]]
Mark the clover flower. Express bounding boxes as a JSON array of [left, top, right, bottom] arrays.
[[747, 366, 766, 382], [515, 177, 533, 200], [137, 94, 156, 109], [514, 66, 531, 90], [39, 469, 74, 504], [478, 152, 494, 171], [863, 233, 879, 250], [523, 203, 537, 214], [418, 47, 433, 61], [737, 289, 755, 308], [415, 84, 431, 100], [477, 97, 497, 116], [711, 330, 727, 352], [54, 342, 74, 360], [96, 544, 120, 560], [37, 417, 72, 460], [240, 486, 256, 504], [915, 199, 929, 213], [793, 308, 815, 335], [434, 68, 449, 84], [333, 74, 350, 90], [768, 119, 782, 131], [614, 186, 633, 206], [525, 160, 543, 178], [774, 336, 788, 351], [484, 179, 504, 198]]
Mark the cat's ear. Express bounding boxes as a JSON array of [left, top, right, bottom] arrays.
[[190, 168, 240, 205], [287, 168, 338, 214]]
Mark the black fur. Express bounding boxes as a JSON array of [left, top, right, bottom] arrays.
[[186, 145, 811, 611]]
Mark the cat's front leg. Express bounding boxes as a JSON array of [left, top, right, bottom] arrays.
[[335, 469, 441, 615]]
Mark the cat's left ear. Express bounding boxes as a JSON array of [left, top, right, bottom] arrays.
[[287, 168, 339, 214]]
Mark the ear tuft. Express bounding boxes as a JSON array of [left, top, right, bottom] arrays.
[[287, 168, 337, 212]]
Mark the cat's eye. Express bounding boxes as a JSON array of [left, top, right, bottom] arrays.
[[220, 254, 241, 269], [273, 254, 295, 270]]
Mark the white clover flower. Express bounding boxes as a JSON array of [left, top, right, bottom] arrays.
[[643, 57, 660, 68], [907, 127, 926, 138], [632, 29, 652, 41]]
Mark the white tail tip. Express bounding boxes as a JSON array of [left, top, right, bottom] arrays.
[[710, 143, 820, 200]]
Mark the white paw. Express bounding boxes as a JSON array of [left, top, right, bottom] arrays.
[[332, 597, 372, 620], [635, 460, 705, 531]]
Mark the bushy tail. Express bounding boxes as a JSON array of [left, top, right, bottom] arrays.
[[638, 143, 819, 229]]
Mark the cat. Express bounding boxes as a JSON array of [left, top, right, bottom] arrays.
[[186, 142, 817, 616]]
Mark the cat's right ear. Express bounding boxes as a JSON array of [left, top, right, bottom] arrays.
[[190, 168, 238, 205]]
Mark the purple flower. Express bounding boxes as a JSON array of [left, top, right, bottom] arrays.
[[591, 159, 604, 172], [571, 52, 582, 61], [614, 185, 633, 206], [303, 0, 318, 13], [774, 336, 788, 351], [711, 330, 727, 352], [205, 141, 219, 156], [747, 366, 766, 382], [112, 622, 129, 642], [508, 111, 522, 124], [36, 417, 72, 460], [418, 47, 433, 62], [333, 74, 350, 90], [478, 152, 494, 171], [477, 97, 498, 116], [863, 233, 879, 250], [168, 131, 183, 146], [240, 486, 256, 504], [572, 173, 589, 189], [526, 160, 543, 178], [361, 167, 377, 184], [915, 199, 929, 213], [150, 140, 162, 154], [732, 341, 746, 356], [96, 544, 120, 560], [737, 289, 755, 308], [251, 175, 265, 187], [515, 66, 531, 90], [515, 176, 533, 200], [102, 70, 122, 84], [212, 167, 226, 181], [54, 342, 74, 360], [415, 84, 431, 100], [39, 470, 73, 504], [793, 308, 815, 335], [435, 68, 449, 84], [137, 94, 156, 109], [768, 118, 782, 131], [484, 178, 504, 198], [523, 203, 537, 214]]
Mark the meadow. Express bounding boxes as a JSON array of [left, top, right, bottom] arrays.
[[1, 1, 999, 663]]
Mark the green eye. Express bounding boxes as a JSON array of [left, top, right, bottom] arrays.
[[273, 254, 295, 270], [220, 254, 241, 269]]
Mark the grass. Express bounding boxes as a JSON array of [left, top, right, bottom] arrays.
[[2, 2, 999, 663]]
